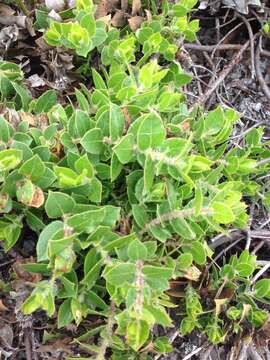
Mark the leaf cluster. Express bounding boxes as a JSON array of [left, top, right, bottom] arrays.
[[0, 0, 270, 357]]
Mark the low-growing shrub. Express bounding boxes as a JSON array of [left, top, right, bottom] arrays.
[[0, 0, 270, 357]]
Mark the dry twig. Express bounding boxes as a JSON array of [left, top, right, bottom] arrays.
[[190, 37, 257, 111], [239, 15, 255, 78], [255, 36, 270, 101]]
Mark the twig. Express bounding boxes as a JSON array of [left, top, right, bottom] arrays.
[[245, 202, 255, 250], [237, 343, 248, 360], [24, 329, 32, 360], [196, 38, 215, 70], [264, 346, 270, 360], [15, 0, 30, 16], [247, 345, 264, 360], [95, 303, 115, 360], [200, 345, 214, 360], [211, 21, 246, 58], [0, 259, 15, 268], [230, 121, 266, 140], [239, 15, 255, 78], [257, 157, 270, 167], [255, 36, 270, 101], [184, 44, 270, 59], [210, 229, 270, 249], [251, 262, 270, 284], [190, 38, 254, 111], [213, 238, 243, 263], [140, 207, 213, 235], [182, 346, 204, 360]]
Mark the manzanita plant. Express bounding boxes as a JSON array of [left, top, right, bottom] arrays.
[[0, 0, 270, 358]]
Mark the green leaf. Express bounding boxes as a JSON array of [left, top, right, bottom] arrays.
[[137, 113, 166, 150], [54, 166, 83, 188], [45, 191, 76, 219], [194, 184, 203, 216], [92, 68, 107, 89], [82, 259, 103, 289], [132, 204, 149, 228], [145, 305, 172, 327], [103, 233, 136, 252], [81, 128, 105, 154], [235, 263, 255, 277], [34, 90, 57, 114], [180, 317, 196, 335], [178, 253, 193, 270], [108, 103, 125, 141], [19, 155, 45, 182], [171, 217, 196, 240], [127, 238, 148, 261], [37, 221, 63, 261], [142, 265, 172, 290], [113, 134, 135, 164], [12, 82, 31, 110], [212, 202, 235, 224], [184, 241, 206, 265], [75, 89, 90, 113], [58, 299, 74, 328], [143, 155, 154, 194], [68, 110, 93, 139], [67, 208, 105, 233], [154, 336, 173, 353], [0, 116, 12, 143], [75, 154, 94, 179], [0, 149, 22, 171], [88, 177, 102, 203], [255, 279, 270, 298], [110, 152, 123, 181], [2, 224, 21, 251], [127, 319, 150, 351], [104, 263, 136, 286]]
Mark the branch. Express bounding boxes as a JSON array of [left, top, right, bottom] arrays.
[[140, 207, 213, 235], [255, 35, 270, 101], [189, 36, 258, 112]]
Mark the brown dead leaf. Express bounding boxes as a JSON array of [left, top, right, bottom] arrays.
[[97, 14, 112, 26], [128, 16, 144, 31], [4, 108, 21, 129], [0, 25, 19, 51], [48, 9, 62, 21], [25, 17, 35, 37], [95, 0, 119, 19], [27, 74, 46, 88], [0, 15, 26, 27], [0, 4, 15, 16], [183, 266, 201, 281], [111, 11, 126, 27], [36, 338, 72, 355], [20, 112, 36, 126], [0, 300, 8, 312], [95, 0, 109, 19], [36, 37, 54, 52], [121, 0, 128, 11], [219, 287, 235, 299], [145, 9, 152, 21], [0, 322, 13, 348], [131, 0, 141, 15], [45, 0, 66, 12], [13, 258, 42, 283], [28, 186, 45, 208], [254, 318, 270, 346], [165, 289, 185, 298]]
